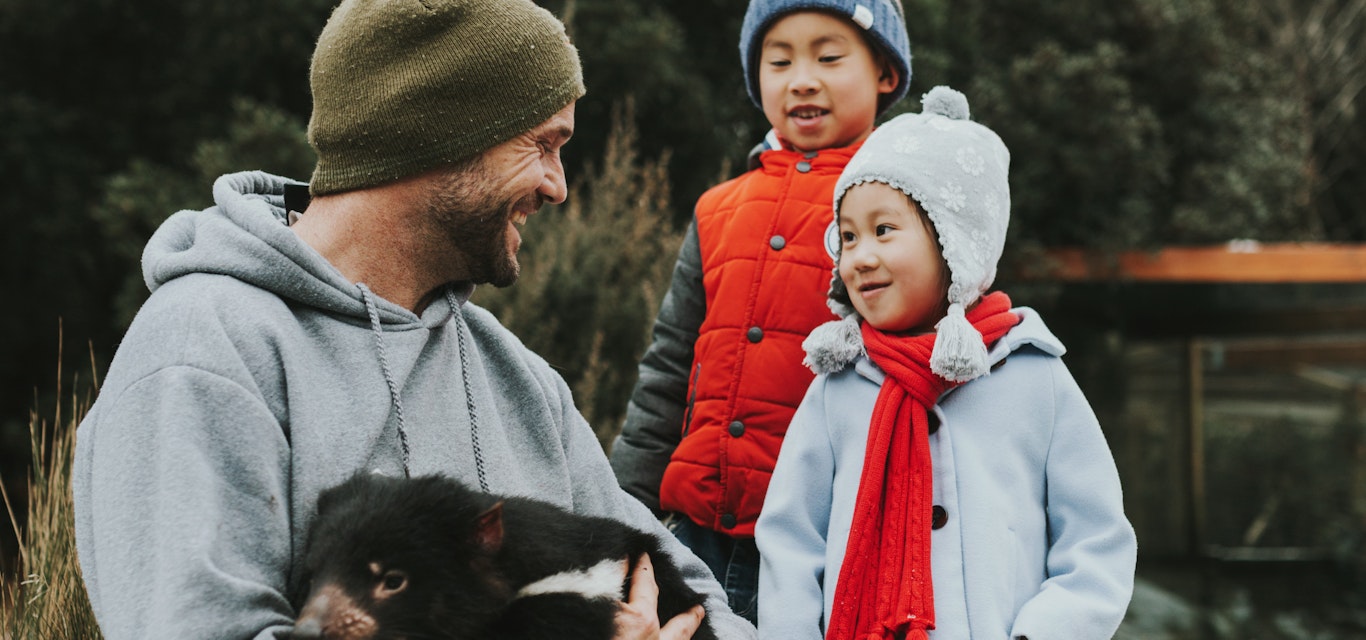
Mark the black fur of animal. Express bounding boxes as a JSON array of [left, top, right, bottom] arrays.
[[292, 473, 717, 640]]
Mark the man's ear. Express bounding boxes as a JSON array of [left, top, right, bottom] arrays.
[[474, 501, 505, 554]]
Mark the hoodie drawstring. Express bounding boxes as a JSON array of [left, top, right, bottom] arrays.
[[356, 284, 489, 492], [358, 283, 412, 477], [445, 289, 489, 493]]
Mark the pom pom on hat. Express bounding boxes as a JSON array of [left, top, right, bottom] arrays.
[[922, 85, 969, 120]]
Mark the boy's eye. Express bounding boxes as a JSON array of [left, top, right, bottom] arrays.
[[841, 231, 856, 243], [768, 59, 791, 67], [875, 224, 893, 236], [819, 55, 843, 63]]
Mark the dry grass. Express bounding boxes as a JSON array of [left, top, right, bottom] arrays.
[[1, 346, 101, 640]]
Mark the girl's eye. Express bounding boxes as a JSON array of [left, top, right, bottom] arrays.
[[841, 231, 856, 243], [819, 55, 843, 63], [875, 224, 893, 236], [768, 59, 791, 67]]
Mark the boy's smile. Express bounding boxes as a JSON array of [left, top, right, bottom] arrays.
[[838, 182, 950, 333], [758, 11, 897, 152]]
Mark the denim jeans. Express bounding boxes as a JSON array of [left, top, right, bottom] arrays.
[[667, 516, 759, 624]]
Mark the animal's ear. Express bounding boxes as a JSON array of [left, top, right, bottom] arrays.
[[474, 501, 505, 554]]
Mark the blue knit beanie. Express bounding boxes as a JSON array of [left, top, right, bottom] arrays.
[[739, 0, 912, 115]]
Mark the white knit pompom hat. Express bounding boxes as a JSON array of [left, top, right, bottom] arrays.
[[827, 85, 1011, 382]]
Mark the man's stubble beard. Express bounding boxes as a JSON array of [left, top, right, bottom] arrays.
[[426, 159, 537, 289]]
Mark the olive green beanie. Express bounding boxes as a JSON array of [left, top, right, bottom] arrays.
[[308, 0, 586, 195]]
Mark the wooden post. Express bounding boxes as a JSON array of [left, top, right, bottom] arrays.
[[1187, 338, 1206, 555]]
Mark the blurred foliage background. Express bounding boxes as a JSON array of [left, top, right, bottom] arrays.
[[2, 0, 1364, 635]]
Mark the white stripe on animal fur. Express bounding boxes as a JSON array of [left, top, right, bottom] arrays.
[[514, 558, 627, 601]]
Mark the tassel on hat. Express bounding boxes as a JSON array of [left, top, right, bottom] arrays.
[[929, 303, 988, 381], [803, 315, 865, 375]]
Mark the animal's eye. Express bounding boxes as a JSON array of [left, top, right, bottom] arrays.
[[378, 570, 408, 595]]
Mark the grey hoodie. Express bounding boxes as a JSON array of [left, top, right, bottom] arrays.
[[72, 171, 755, 640]]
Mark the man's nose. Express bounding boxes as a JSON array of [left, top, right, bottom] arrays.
[[539, 155, 567, 205]]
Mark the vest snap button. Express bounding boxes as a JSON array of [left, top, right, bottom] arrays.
[[769, 235, 786, 250], [721, 513, 737, 528], [747, 326, 763, 343], [729, 421, 745, 437], [796, 161, 812, 173]]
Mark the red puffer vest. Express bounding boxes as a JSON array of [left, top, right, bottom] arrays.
[[659, 144, 859, 537]]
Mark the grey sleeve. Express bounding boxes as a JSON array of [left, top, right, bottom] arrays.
[[72, 367, 295, 640], [610, 219, 705, 514]]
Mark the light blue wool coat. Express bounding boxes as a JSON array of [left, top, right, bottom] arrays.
[[71, 171, 756, 640], [755, 308, 1136, 640]]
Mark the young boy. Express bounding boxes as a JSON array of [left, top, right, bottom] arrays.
[[610, 0, 913, 623], [756, 87, 1137, 640]]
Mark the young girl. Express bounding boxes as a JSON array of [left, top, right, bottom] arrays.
[[755, 87, 1136, 640]]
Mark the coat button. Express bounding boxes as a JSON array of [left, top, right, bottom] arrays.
[[931, 505, 948, 530], [747, 326, 763, 342], [729, 420, 745, 437], [796, 161, 812, 173], [721, 513, 737, 528], [804, 150, 819, 159], [927, 411, 941, 435], [770, 235, 786, 250]]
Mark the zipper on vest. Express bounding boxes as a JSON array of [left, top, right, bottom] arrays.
[[682, 363, 702, 436]]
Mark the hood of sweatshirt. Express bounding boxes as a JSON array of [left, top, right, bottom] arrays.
[[143, 170, 471, 330], [140, 170, 479, 479]]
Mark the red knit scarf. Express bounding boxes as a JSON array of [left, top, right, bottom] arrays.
[[826, 292, 1019, 640]]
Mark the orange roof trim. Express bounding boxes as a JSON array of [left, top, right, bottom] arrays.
[[1021, 242, 1366, 283]]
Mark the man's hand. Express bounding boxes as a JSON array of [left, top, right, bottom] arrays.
[[613, 553, 706, 640]]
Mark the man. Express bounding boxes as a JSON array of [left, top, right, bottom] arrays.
[[71, 1, 755, 638]]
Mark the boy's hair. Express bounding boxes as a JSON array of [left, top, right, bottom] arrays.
[[739, 0, 912, 115], [830, 86, 1011, 380]]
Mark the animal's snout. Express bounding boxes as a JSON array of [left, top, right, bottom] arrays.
[[292, 584, 376, 640]]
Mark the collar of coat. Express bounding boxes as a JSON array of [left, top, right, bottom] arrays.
[[801, 306, 1067, 380]]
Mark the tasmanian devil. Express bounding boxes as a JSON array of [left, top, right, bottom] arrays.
[[291, 473, 717, 640]]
